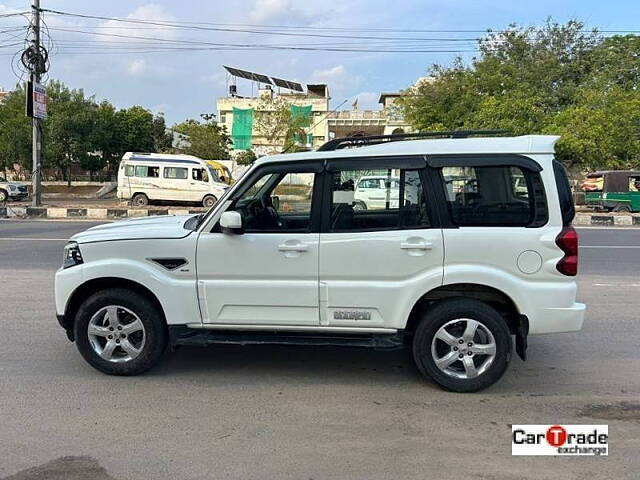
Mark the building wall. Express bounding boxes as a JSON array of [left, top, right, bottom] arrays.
[[216, 87, 414, 156], [217, 89, 329, 156]]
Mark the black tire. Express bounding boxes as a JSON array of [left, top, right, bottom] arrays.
[[73, 288, 168, 375], [202, 194, 217, 208], [613, 204, 631, 213], [132, 193, 149, 207], [353, 201, 367, 211], [412, 298, 512, 392], [0, 189, 7, 202]]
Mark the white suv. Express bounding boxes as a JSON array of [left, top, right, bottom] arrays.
[[54, 134, 585, 392]]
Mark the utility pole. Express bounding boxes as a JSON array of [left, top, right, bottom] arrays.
[[31, 0, 42, 207]]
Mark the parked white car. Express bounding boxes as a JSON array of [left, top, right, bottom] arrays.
[[117, 152, 228, 208], [55, 134, 584, 392], [0, 176, 28, 202]]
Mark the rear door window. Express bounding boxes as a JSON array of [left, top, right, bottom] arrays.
[[442, 165, 546, 227]]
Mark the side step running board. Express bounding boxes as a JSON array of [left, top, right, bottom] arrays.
[[169, 326, 406, 350]]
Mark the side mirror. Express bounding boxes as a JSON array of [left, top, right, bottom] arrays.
[[219, 210, 243, 234], [271, 195, 280, 211]]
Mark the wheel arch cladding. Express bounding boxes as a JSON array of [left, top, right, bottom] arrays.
[[404, 283, 521, 338], [64, 277, 167, 341]]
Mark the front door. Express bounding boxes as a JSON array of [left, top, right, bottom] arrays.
[[196, 162, 322, 325], [319, 157, 444, 329]]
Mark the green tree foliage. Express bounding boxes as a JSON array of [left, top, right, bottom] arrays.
[[0, 85, 31, 177], [173, 115, 231, 160], [398, 20, 640, 170], [235, 149, 257, 166], [44, 81, 97, 184], [0, 80, 174, 181]]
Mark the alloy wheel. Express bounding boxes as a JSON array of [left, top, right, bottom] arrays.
[[87, 305, 146, 363], [430, 318, 496, 379]]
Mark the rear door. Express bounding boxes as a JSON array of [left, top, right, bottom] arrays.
[[318, 156, 444, 329]]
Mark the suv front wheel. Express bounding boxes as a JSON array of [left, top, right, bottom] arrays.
[[412, 298, 512, 392], [73, 288, 167, 375]]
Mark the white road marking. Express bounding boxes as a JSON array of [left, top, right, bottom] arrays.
[[580, 245, 640, 249], [593, 283, 640, 287], [0, 237, 68, 241]]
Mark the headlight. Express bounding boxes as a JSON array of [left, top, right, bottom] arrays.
[[63, 242, 83, 269], [8, 184, 17, 191]]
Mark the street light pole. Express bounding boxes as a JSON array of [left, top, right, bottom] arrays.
[[31, 0, 42, 207]]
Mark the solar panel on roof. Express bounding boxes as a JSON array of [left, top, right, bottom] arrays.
[[224, 66, 273, 85], [271, 77, 303, 92]]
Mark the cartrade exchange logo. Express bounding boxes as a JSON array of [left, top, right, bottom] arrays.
[[512, 425, 608, 456]]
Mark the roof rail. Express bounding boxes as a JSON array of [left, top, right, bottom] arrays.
[[317, 129, 511, 152]]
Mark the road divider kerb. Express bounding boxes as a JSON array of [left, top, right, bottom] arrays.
[[0, 206, 206, 220]]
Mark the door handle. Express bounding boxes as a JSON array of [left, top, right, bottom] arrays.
[[278, 243, 309, 252], [400, 241, 433, 250]]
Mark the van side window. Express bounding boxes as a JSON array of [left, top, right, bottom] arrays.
[[192, 168, 209, 182], [330, 168, 429, 231], [164, 167, 188, 180], [442, 165, 546, 227], [135, 165, 159, 178], [125, 165, 134, 177]]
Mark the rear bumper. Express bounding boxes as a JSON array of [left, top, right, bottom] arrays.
[[530, 302, 585, 335]]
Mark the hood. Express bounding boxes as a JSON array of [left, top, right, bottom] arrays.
[[71, 214, 196, 244]]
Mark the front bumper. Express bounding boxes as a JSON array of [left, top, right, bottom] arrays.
[[8, 193, 28, 200]]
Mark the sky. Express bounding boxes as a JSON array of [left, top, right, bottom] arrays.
[[1, 0, 639, 125]]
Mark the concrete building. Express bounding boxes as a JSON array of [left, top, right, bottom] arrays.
[[217, 84, 330, 157], [0, 88, 9, 103], [216, 81, 413, 156]]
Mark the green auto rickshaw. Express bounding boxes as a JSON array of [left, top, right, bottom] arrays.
[[582, 170, 640, 212]]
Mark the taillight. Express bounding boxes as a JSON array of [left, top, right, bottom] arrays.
[[555, 226, 578, 276]]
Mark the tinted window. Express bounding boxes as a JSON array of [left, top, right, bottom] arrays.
[[553, 160, 575, 226], [164, 167, 188, 179], [330, 168, 429, 231], [134, 165, 159, 178], [443, 165, 543, 227]]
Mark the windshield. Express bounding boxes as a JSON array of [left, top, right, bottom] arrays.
[[207, 165, 220, 183]]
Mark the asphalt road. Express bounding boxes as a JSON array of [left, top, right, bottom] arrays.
[[0, 220, 638, 480]]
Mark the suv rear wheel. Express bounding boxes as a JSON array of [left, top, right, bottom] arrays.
[[73, 288, 167, 375], [412, 298, 512, 392]]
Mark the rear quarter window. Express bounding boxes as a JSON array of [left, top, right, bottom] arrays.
[[553, 160, 575, 226]]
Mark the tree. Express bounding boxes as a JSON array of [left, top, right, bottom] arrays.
[[397, 20, 640, 170], [235, 149, 257, 166], [118, 105, 155, 152], [253, 95, 312, 152], [152, 113, 173, 152], [44, 81, 97, 185], [0, 85, 31, 178], [173, 115, 231, 159], [91, 101, 126, 175]]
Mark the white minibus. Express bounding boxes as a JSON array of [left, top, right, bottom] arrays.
[[117, 153, 228, 207]]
